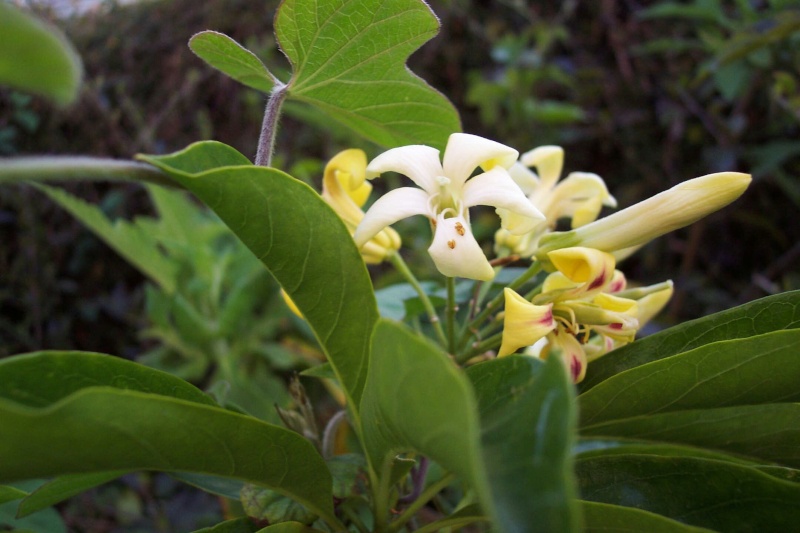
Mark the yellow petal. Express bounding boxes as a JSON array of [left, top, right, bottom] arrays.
[[498, 289, 555, 356], [547, 327, 588, 383], [547, 247, 616, 289]]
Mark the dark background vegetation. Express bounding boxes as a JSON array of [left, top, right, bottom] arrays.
[[1, 0, 798, 529]]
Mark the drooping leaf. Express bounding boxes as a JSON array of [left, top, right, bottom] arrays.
[[359, 320, 493, 522], [0, 351, 215, 408], [275, 0, 461, 149], [581, 501, 714, 533], [466, 355, 581, 533], [34, 184, 179, 293], [579, 330, 800, 426], [582, 404, 800, 468], [0, 389, 340, 528], [0, 3, 82, 105], [580, 290, 800, 392], [16, 471, 126, 518], [189, 31, 276, 93], [139, 142, 378, 413], [577, 455, 800, 531]]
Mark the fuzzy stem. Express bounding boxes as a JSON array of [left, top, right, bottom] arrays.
[[0, 157, 176, 188], [254, 83, 288, 167]]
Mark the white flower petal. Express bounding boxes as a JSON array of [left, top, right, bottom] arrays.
[[354, 187, 429, 247], [427, 214, 494, 280], [366, 145, 443, 194], [441, 133, 518, 188], [508, 162, 540, 195], [462, 167, 545, 234], [520, 146, 564, 192]]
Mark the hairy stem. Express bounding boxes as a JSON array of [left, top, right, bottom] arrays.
[[0, 157, 176, 188], [254, 83, 289, 167]]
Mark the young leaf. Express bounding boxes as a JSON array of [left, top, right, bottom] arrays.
[[580, 290, 800, 392], [0, 3, 82, 105], [34, 184, 179, 293], [577, 455, 800, 531], [466, 355, 581, 533], [579, 330, 800, 426], [0, 388, 341, 528], [0, 351, 215, 408], [582, 404, 800, 468], [139, 142, 378, 412], [359, 320, 493, 523], [275, 0, 461, 149], [189, 31, 276, 93]]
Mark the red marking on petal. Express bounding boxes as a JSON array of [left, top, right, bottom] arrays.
[[610, 280, 624, 293], [588, 269, 607, 290], [609, 323, 623, 330], [539, 308, 554, 325], [570, 355, 582, 382]]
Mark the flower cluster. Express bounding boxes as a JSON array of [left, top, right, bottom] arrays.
[[320, 133, 750, 382]]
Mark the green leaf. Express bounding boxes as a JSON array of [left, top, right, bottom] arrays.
[[359, 320, 493, 521], [0, 486, 27, 505], [139, 142, 378, 412], [189, 31, 276, 93], [171, 472, 244, 501], [275, 0, 461, 149], [580, 290, 800, 392], [17, 471, 126, 518], [466, 355, 581, 533], [34, 184, 179, 293], [579, 330, 800, 427], [414, 504, 488, 533], [255, 523, 325, 533], [582, 404, 800, 468], [241, 483, 317, 525], [0, 351, 215, 408], [0, 388, 341, 528], [193, 518, 260, 533], [0, 3, 82, 105], [581, 502, 714, 533], [577, 455, 800, 531], [0, 500, 65, 533]]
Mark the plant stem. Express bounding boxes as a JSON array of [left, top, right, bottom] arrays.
[[459, 331, 503, 363], [254, 83, 289, 167], [446, 277, 456, 354], [457, 260, 542, 348], [388, 473, 456, 533], [0, 157, 176, 188], [389, 253, 448, 349]]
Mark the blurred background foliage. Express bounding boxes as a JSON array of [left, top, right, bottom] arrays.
[[1, 0, 799, 529]]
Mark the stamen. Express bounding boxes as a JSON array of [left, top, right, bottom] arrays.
[[447, 240, 456, 249]]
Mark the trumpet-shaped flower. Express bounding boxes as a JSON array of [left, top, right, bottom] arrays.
[[353, 134, 545, 280], [322, 149, 401, 264], [496, 146, 616, 257], [499, 247, 654, 383], [536, 171, 751, 258]]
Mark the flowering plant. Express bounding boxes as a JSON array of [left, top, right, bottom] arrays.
[[2, 2, 799, 532]]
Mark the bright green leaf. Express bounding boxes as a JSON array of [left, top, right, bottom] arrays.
[[580, 290, 800, 392], [577, 455, 800, 531], [34, 184, 179, 293], [189, 31, 276, 93], [466, 355, 581, 533], [359, 320, 493, 522], [0, 3, 82, 105], [139, 142, 378, 412], [0, 351, 214, 408], [0, 388, 340, 528], [582, 404, 800, 468], [17, 471, 126, 518], [579, 330, 800, 426], [581, 501, 714, 532], [275, 0, 461, 149]]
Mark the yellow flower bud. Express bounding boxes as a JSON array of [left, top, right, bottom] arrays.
[[498, 288, 556, 356]]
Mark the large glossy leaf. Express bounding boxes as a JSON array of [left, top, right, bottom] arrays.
[[189, 31, 276, 93], [0, 351, 214, 408], [359, 320, 493, 522], [0, 3, 82, 105], [581, 502, 714, 532], [577, 455, 800, 531], [466, 355, 580, 533], [0, 388, 340, 527], [275, 0, 461, 149], [582, 404, 800, 468], [138, 142, 378, 410], [579, 330, 800, 427], [580, 290, 800, 392]]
